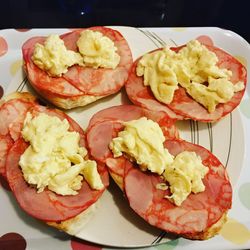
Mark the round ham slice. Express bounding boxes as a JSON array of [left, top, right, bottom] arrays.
[[0, 94, 37, 178], [63, 27, 133, 96], [0, 135, 13, 177], [125, 58, 183, 121], [167, 45, 247, 122], [88, 104, 151, 128], [87, 120, 123, 163], [22, 27, 133, 102], [86, 105, 179, 186], [87, 105, 179, 163], [6, 138, 109, 222], [0, 98, 35, 140], [26, 62, 84, 98], [22, 36, 86, 98], [125, 44, 247, 122], [5, 105, 109, 222], [22, 36, 46, 63], [124, 139, 232, 236], [22, 37, 84, 99], [87, 104, 178, 136]]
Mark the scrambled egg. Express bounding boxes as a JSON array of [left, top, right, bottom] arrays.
[[32, 34, 83, 77], [32, 30, 120, 76], [109, 117, 208, 206], [109, 117, 174, 175], [19, 112, 103, 196], [77, 29, 120, 69], [162, 151, 208, 206], [136, 40, 244, 112]]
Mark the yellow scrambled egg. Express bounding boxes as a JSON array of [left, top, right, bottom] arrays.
[[136, 40, 244, 112], [77, 29, 120, 69], [109, 117, 208, 206], [162, 151, 208, 206], [109, 117, 174, 175], [32, 30, 120, 77], [32, 34, 83, 77], [19, 112, 103, 196]]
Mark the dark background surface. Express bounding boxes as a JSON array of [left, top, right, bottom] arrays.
[[0, 0, 249, 42]]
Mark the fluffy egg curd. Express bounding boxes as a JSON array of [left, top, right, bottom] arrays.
[[77, 29, 120, 69], [109, 117, 174, 175], [162, 151, 208, 206], [109, 117, 209, 206], [32, 34, 83, 77], [32, 30, 120, 77], [19, 112, 104, 196], [136, 40, 244, 112]]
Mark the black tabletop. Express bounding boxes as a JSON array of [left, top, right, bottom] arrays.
[[0, 0, 249, 43]]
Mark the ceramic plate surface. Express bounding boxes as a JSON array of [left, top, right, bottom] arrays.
[[0, 26, 249, 250]]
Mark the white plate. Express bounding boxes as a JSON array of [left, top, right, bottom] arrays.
[[0, 27, 249, 249]]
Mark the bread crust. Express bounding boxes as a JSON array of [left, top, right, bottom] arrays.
[[33, 86, 107, 109], [47, 201, 98, 235]]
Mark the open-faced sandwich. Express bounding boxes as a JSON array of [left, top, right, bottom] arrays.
[[0, 92, 109, 235], [86, 104, 232, 240], [125, 39, 247, 122], [22, 26, 133, 109]]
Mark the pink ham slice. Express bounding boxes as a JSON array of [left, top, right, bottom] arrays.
[[87, 104, 178, 136], [6, 138, 109, 222], [0, 97, 37, 177], [0, 135, 13, 177], [87, 120, 123, 163], [22, 36, 45, 63], [22, 27, 133, 98], [125, 58, 184, 121], [126, 44, 247, 122], [86, 105, 179, 163], [87, 120, 133, 189], [26, 62, 84, 98], [86, 105, 179, 186], [5, 106, 109, 222], [106, 157, 128, 178], [167, 45, 247, 122], [0, 98, 35, 140], [63, 27, 133, 96], [88, 104, 151, 128], [22, 37, 84, 98], [124, 139, 232, 236]]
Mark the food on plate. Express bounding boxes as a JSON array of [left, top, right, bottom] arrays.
[[109, 117, 209, 206], [125, 39, 247, 122], [0, 92, 37, 177], [32, 34, 83, 77], [20, 112, 104, 195], [0, 92, 109, 235], [86, 105, 178, 190], [86, 105, 232, 239], [123, 139, 231, 240], [22, 26, 133, 109]]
